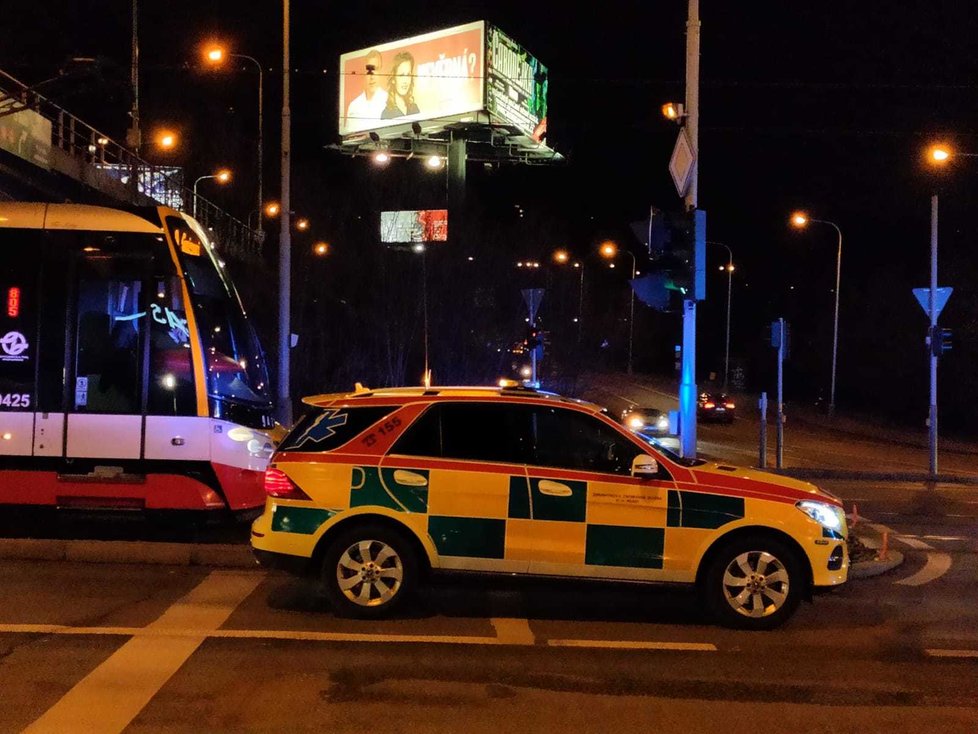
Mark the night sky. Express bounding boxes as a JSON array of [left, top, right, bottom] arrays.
[[3, 1, 976, 432]]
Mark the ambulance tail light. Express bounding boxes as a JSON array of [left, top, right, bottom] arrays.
[[264, 468, 311, 501]]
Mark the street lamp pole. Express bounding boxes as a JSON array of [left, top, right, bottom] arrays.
[[625, 251, 636, 375], [575, 262, 584, 347], [791, 214, 842, 416], [277, 0, 292, 425], [228, 53, 263, 224], [709, 241, 733, 392], [192, 174, 215, 218], [809, 218, 842, 416]]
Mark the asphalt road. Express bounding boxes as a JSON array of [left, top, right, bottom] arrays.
[[1, 547, 977, 734]]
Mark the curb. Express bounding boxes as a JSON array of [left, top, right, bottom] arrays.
[[772, 468, 978, 485], [0, 539, 257, 569], [848, 525, 906, 579]]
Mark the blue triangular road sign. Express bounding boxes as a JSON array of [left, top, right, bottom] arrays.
[[912, 287, 953, 319]]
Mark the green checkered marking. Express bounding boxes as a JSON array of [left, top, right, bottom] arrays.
[[667, 489, 682, 527], [585, 524, 664, 569], [271, 506, 336, 534], [349, 466, 428, 513], [667, 489, 744, 529], [529, 477, 587, 523], [508, 476, 531, 519], [428, 516, 506, 559]]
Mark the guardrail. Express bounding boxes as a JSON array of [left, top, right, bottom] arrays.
[[0, 68, 263, 260]]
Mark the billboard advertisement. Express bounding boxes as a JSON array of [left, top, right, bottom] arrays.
[[485, 26, 548, 139], [339, 21, 485, 137], [380, 210, 448, 244], [0, 107, 52, 169]]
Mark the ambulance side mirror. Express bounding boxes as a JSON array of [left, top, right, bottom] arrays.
[[631, 454, 660, 479]]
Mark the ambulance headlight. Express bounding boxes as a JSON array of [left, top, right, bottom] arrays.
[[796, 500, 842, 531]]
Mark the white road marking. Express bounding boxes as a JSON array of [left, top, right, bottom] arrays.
[[491, 617, 536, 645], [548, 639, 716, 651], [925, 649, 978, 659], [22, 571, 262, 734], [0, 622, 719, 652], [864, 521, 954, 587], [895, 552, 953, 587]]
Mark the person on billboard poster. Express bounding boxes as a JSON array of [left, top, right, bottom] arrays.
[[382, 52, 420, 119], [346, 49, 388, 125]]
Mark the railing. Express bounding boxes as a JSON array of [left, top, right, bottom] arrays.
[[0, 67, 263, 260]]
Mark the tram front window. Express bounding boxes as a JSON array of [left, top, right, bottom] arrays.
[[168, 218, 272, 427]]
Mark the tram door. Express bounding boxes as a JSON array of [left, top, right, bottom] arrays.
[[65, 251, 152, 459]]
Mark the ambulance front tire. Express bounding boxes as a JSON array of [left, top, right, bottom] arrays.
[[700, 533, 805, 631], [322, 523, 419, 619]]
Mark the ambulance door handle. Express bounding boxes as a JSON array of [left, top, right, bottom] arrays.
[[538, 480, 573, 497], [393, 470, 428, 487]]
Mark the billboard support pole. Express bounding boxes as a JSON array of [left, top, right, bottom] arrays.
[[447, 135, 466, 249]]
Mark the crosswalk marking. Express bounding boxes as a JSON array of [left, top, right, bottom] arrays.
[[22, 571, 262, 734]]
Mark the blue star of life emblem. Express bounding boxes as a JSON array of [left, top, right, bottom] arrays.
[[292, 409, 349, 448]]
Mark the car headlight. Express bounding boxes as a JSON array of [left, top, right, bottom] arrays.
[[796, 500, 842, 531], [627, 416, 644, 429], [655, 415, 669, 429]]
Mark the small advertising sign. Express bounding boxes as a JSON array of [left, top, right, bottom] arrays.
[[0, 107, 52, 168], [380, 210, 449, 243], [339, 22, 486, 137]]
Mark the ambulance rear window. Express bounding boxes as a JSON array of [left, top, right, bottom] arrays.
[[278, 406, 396, 452]]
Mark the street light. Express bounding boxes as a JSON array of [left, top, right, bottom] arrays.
[[312, 241, 329, 256], [205, 44, 264, 228], [295, 217, 309, 231], [154, 129, 178, 151], [599, 240, 637, 374], [708, 241, 734, 392], [192, 168, 232, 217], [790, 210, 842, 416]]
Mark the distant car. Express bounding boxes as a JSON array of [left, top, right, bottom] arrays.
[[698, 392, 736, 423], [620, 406, 670, 435]]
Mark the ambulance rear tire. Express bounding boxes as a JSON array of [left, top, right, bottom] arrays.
[[322, 523, 418, 619]]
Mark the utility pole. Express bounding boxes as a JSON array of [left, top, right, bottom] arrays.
[[928, 194, 938, 477], [679, 0, 700, 459], [277, 0, 292, 425]]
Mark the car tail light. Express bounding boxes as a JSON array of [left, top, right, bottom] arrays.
[[264, 467, 311, 500], [724, 402, 735, 409], [703, 402, 716, 409]]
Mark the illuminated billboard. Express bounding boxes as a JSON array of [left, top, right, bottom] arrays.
[[339, 22, 486, 137], [380, 210, 448, 244], [339, 22, 548, 142], [485, 26, 548, 139]]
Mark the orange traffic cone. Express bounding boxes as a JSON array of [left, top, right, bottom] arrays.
[[850, 503, 860, 527]]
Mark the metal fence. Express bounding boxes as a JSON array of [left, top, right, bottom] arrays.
[[0, 67, 263, 261]]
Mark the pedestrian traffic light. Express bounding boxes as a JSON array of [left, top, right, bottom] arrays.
[[929, 326, 952, 356]]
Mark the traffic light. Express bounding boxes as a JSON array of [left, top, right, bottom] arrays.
[[647, 208, 706, 302], [929, 326, 952, 356], [526, 327, 542, 349]]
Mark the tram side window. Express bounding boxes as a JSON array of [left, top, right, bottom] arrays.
[[74, 278, 143, 414], [147, 276, 196, 415]]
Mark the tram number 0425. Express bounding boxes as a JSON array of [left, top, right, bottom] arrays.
[[0, 393, 31, 408]]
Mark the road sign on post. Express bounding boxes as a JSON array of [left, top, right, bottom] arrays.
[[669, 129, 695, 198]]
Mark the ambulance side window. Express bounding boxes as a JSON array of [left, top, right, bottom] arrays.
[[530, 406, 643, 476], [392, 403, 532, 464]]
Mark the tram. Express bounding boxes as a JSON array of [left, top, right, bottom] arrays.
[[0, 203, 275, 515]]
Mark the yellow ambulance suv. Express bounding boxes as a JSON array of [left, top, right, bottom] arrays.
[[251, 385, 848, 629]]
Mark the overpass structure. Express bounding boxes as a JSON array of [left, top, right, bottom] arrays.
[[0, 68, 261, 259]]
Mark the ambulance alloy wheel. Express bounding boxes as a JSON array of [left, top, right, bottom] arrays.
[[322, 523, 418, 619], [702, 534, 805, 630]]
